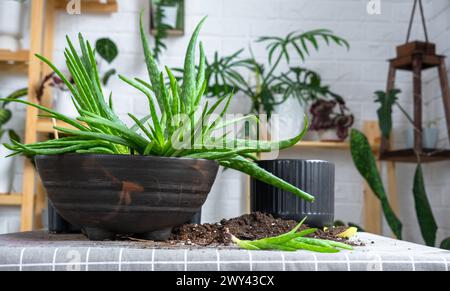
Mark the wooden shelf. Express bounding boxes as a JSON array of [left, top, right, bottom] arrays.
[[0, 194, 22, 206], [55, 0, 118, 13], [0, 50, 29, 74], [37, 119, 80, 134], [379, 148, 450, 163], [151, 29, 184, 36], [0, 49, 29, 62], [292, 141, 350, 149]]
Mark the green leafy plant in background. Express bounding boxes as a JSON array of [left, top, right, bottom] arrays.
[[152, 2, 170, 61], [350, 88, 447, 248], [0, 88, 28, 142], [231, 218, 353, 253], [95, 38, 119, 86], [1, 14, 316, 203], [176, 29, 350, 118], [374, 89, 400, 139], [350, 129, 403, 239], [413, 164, 438, 246]]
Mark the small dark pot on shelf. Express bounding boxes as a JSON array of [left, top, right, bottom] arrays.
[[251, 159, 334, 227], [37, 154, 218, 241]]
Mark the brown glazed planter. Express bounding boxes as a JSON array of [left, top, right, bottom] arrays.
[[35, 154, 219, 241]]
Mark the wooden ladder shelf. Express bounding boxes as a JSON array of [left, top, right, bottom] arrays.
[[0, 0, 117, 231]]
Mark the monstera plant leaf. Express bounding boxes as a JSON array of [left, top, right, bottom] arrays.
[[95, 38, 118, 64], [374, 89, 401, 139], [413, 164, 438, 247], [350, 129, 402, 239]]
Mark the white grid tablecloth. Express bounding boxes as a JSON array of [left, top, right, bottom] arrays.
[[0, 231, 448, 271]]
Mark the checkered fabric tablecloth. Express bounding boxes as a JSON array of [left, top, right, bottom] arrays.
[[0, 231, 448, 271]]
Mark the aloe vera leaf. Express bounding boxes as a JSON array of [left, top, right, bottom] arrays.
[[53, 127, 131, 148], [139, 11, 162, 108], [219, 155, 314, 202], [321, 240, 353, 250], [413, 164, 438, 247], [182, 16, 207, 111], [0, 98, 88, 132], [296, 228, 318, 237], [296, 237, 353, 250], [285, 240, 339, 253], [119, 75, 164, 144], [196, 42, 206, 95], [230, 235, 260, 251], [77, 116, 148, 149], [350, 129, 402, 239]]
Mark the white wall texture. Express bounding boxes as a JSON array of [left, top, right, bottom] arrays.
[[0, 0, 449, 245]]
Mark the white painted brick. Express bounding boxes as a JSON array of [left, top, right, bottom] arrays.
[[223, 0, 280, 20]]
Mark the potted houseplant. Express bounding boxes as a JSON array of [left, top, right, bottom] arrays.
[[2, 14, 314, 241], [0, 0, 26, 51], [0, 88, 27, 193], [309, 97, 354, 141], [178, 31, 349, 142]]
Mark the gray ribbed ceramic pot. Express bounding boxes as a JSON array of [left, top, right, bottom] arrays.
[[251, 159, 335, 227]]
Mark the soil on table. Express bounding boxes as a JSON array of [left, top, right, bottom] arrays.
[[168, 212, 358, 247]]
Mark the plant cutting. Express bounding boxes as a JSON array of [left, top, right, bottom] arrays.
[[2, 14, 315, 241], [0, 88, 27, 193], [230, 217, 354, 253]]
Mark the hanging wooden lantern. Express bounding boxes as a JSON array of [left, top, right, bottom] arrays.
[[380, 0, 450, 163]]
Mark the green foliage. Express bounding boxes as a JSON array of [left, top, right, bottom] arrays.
[[231, 218, 353, 253], [175, 29, 349, 117], [102, 68, 117, 86], [350, 129, 402, 239], [1, 14, 315, 203], [0, 88, 27, 141], [95, 38, 118, 86], [95, 38, 118, 64], [374, 89, 400, 139], [440, 237, 450, 250], [153, 4, 170, 61], [413, 164, 437, 247]]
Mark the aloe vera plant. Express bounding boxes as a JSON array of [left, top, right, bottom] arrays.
[[1, 14, 314, 202]]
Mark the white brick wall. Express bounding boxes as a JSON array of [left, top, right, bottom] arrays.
[[1, 0, 449, 245]]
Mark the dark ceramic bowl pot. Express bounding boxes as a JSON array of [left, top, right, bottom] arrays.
[[35, 154, 219, 241], [251, 159, 334, 227]]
